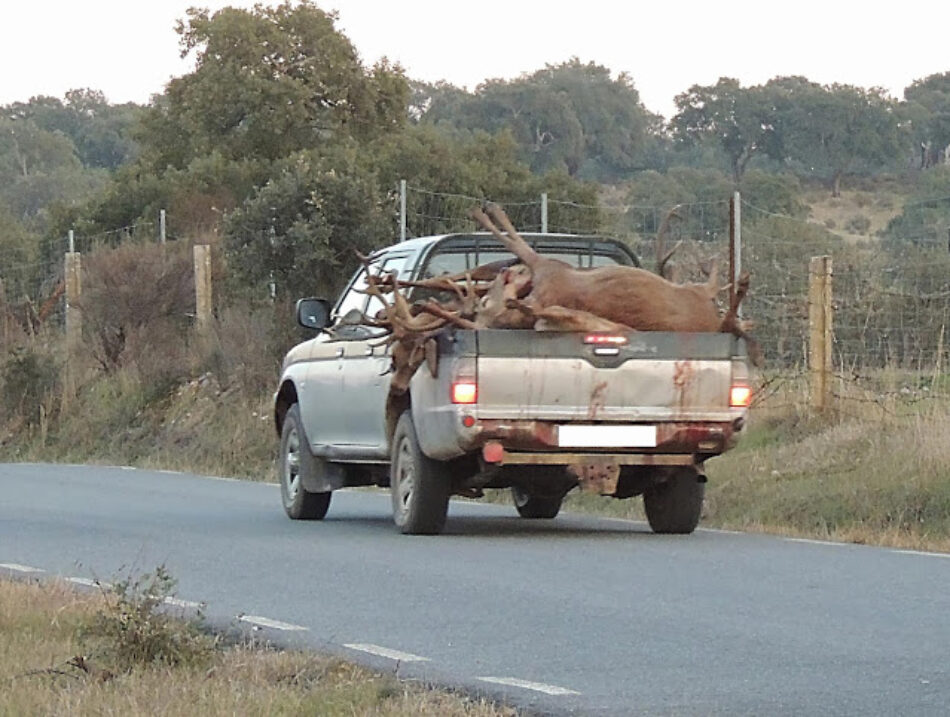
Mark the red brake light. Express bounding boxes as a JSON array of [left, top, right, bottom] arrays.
[[452, 381, 478, 404], [584, 334, 627, 345], [730, 385, 752, 408]]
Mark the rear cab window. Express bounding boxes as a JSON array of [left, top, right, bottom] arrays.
[[416, 235, 637, 281]]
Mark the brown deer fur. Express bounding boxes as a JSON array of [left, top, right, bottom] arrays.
[[472, 204, 723, 333]]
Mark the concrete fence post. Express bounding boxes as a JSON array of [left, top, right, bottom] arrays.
[[64, 251, 82, 350], [194, 244, 212, 329], [808, 255, 833, 411]]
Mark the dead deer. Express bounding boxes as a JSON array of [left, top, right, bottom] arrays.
[[471, 203, 762, 363]]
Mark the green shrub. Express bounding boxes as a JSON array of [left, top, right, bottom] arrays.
[[80, 565, 214, 672], [1, 347, 58, 425], [845, 214, 871, 234]]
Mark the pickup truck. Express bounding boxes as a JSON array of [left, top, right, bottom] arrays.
[[273, 232, 752, 535]]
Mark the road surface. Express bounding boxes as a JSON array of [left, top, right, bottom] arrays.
[[2, 463, 947, 715]]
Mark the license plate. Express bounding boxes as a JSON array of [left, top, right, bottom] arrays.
[[557, 425, 657, 448]]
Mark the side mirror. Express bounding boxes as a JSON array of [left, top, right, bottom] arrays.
[[295, 298, 331, 331]]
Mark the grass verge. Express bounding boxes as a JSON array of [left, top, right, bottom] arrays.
[[3, 325, 950, 552], [0, 575, 512, 716]]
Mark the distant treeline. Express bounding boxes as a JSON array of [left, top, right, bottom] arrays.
[[2, 1, 950, 304]]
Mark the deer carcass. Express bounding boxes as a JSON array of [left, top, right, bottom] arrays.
[[471, 204, 761, 363]]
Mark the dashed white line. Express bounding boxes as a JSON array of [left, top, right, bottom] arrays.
[[0, 563, 44, 573], [343, 643, 431, 662], [239, 615, 308, 631], [66, 577, 112, 589], [698, 527, 746, 535], [893, 549, 950, 559], [477, 676, 580, 696], [163, 596, 205, 609], [784, 537, 846, 547]]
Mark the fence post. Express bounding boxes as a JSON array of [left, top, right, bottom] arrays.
[[194, 244, 212, 329], [64, 250, 82, 350], [729, 192, 742, 317], [808, 255, 833, 411], [399, 179, 407, 242], [541, 192, 548, 233]]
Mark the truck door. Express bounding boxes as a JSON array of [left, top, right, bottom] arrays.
[[298, 266, 370, 450], [340, 254, 409, 453]]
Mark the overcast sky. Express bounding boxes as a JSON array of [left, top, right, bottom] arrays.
[[4, 0, 949, 119]]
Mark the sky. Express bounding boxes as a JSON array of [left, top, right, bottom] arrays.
[[4, 0, 949, 119]]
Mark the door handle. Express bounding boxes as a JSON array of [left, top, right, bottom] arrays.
[[336, 347, 345, 358], [364, 346, 374, 356]]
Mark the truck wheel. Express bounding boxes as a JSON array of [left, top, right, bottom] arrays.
[[279, 404, 332, 520], [511, 486, 563, 519], [390, 412, 451, 535], [643, 466, 704, 534]]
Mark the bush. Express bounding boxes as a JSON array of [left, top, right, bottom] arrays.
[[1, 347, 58, 425], [80, 241, 194, 373], [846, 214, 871, 234], [80, 565, 214, 672]]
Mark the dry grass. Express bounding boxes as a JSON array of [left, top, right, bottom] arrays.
[[548, 372, 950, 552], [804, 188, 904, 242], [0, 578, 513, 716]]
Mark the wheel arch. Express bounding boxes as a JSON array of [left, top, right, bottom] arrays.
[[386, 390, 411, 446], [274, 380, 299, 437]]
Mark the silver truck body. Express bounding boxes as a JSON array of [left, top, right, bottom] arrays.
[[274, 232, 750, 533]]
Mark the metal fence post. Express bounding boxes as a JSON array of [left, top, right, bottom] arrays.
[[400, 180, 407, 242]]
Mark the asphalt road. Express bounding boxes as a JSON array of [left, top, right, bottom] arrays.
[[2, 463, 948, 715]]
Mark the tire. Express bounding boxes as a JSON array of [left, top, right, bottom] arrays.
[[390, 411, 451, 535], [511, 486, 564, 519], [279, 404, 332, 520], [643, 466, 704, 534]]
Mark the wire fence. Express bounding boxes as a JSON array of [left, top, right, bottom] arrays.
[[4, 184, 950, 403]]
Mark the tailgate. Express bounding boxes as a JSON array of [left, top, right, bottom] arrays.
[[474, 330, 739, 423]]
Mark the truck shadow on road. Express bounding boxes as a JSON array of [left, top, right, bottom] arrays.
[[318, 511, 675, 540]]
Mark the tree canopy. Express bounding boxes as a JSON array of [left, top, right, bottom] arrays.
[[418, 59, 660, 180]]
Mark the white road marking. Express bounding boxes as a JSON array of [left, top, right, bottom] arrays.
[[163, 596, 205, 609], [239, 615, 308, 631], [158, 470, 184, 476], [784, 537, 846, 547], [120, 466, 137, 471], [893, 549, 950, 559], [343, 643, 431, 662], [0, 563, 44, 573], [477, 676, 580, 696], [66, 577, 112, 589], [698, 527, 746, 535]]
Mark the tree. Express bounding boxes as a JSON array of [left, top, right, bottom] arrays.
[[904, 72, 950, 167], [419, 59, 660, 180], [882, 165, 950, 248], [4, 91, 141, 170], [222, 147, 391, 300], [670, 78, 779, 184], [138, 1, 409, 170], [777, 83, 905, 196]]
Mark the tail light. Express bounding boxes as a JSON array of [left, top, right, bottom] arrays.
[[451, 380, 478, 404], [583, 334, 627, 345], [730, 384, 752, 408]]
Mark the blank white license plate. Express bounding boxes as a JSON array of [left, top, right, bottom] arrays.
[[557, 425, 657, 448]]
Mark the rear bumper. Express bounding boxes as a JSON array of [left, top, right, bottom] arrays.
[[462, 419, 741, 465]]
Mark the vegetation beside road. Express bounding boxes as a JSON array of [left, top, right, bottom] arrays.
[[0, 573, 512, 716], [4, 320, 950, 553]]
